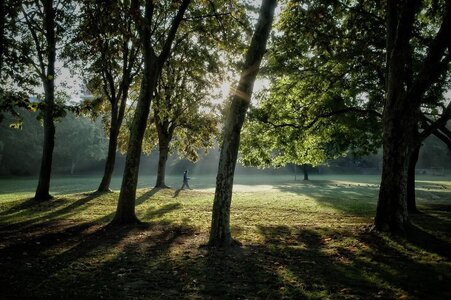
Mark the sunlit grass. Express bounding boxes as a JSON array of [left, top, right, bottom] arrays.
[[0, 175, 450, 298]]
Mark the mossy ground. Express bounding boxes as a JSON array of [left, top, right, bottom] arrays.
[[0, 175, 450, 299]]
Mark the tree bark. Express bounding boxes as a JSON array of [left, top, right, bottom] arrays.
[[303, 164, 309, 180], [155, 143, 169, 188], [97, 105, 120, 192], [70, 159, 76, 175], [374, 0, 420, 232], [34, 0, 56, 201], [375, 1, 451, 233], [112, 0, 190, 225], [208, 0, 277, 247], [154, 118, 173, 188], [112, 58, 158, 224], [0, 0, 5, 79], [407, 145, 420, 213], [375, 109, 414, 232], [95, 1, 138, 193]]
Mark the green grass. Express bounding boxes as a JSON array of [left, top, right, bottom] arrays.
[[0, 174, 450, 299]]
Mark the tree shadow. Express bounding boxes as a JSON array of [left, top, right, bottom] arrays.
[[1, 224, 195, 298], [273, 181, 378, 216], [403, 211, 451, 259], [136, 188, 160, 206], [0, 200, 190, 298], [1, 220, 450, 298], [239, 225, 450, 299], [142, 203, 181, 220], [0, 193, 102, 230], [0, 196, 69, 217]]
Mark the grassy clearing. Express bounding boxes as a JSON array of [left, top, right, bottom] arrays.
[[0, 175, 450, 299]]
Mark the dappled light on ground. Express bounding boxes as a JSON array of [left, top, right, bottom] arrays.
[[0, 176, 450, 298]]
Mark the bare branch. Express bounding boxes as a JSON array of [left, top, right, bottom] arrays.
[[183, 12, 231, 21], [22, 5, 46, 78], [158, 0, 191, 62], [259, 107, 382, 130], [419, 104, 451, 141], [433, 127, 451, 150]]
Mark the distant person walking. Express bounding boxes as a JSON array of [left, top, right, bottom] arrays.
[[181, 170, 191, 190]]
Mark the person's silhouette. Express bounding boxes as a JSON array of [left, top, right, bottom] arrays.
[[181, 170, 191, 190]]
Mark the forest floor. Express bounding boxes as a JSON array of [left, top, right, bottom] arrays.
[[0, 175, 450, 299]]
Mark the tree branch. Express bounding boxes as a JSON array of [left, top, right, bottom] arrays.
[[419, 105, 451, 141], [259, 107, 382, 130], [22, 5, 46, 78], [433, 127, 451, 150], [158, 0, 191, 63], [411, 1, 451, 104], [183, 12, 231, 21]]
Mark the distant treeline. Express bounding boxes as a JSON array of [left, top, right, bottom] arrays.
[[1, 110, 450, 177]]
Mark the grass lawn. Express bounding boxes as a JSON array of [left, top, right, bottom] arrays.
[[0, 174, 450, 299]]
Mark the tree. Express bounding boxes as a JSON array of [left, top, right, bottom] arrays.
[[238, 0, 449, 226], [406, 116, 451, 213], [208, 0, 277, 247], [240, 0, 384, 172], [71, 0, 142, 193], [149, 16, 233, 188], [0, 0, 37, 124], [151, 54, 220, 188], [112, 0, 191, 225], [20, 0, 74, 201], [375, 0, 451, 232], [114, 1, 248, 189]]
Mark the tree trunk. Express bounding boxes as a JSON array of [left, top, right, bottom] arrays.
[[155, 144, 169, 188], [97, 108, 120, 192], [112, 0, 190, 225], [155, 128, 171, 188], [303, 164, 309, 180], [0, 0, 5, 79], [375, 114, 412, 232], [34, 0, 56, 201], [375, 0, 451, 233], [373, 0, 419, 233], [70, 159, 75, 175], [34, 94, 55, 201], [112, 60, 158, 224], [407, 145, 420, 213], [208, 0, 277, 247]]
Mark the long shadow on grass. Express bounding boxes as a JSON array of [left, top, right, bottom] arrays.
[[274, 182, 379, 216], [0, 193, 102, 230], [136, 188, 159, 206], [233, 225, 450, 299], [0, 202, 189, 298], [404, 210, 451, 259]]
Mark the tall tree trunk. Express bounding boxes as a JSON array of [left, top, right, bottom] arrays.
[[208, 0, 277, 247], [97, 107, 120, 192], [70, 159, 76, 175], [34, 0, 56, 201], [374, 0, 419, 232], [375, 113, 413, 232], [112, 0, 190, 225], [303, 164, 309, 180], [0, 0, 5, 79], [407, 145, 420, 213], [155, 125, 171, 188], [375, 0, 451, 233], [112, 59, 158, 224], [155, 141, 170, 188]]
